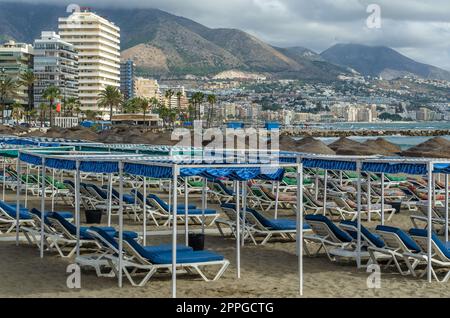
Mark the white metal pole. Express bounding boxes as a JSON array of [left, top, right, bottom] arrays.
[[118, 162, 124, 288], [51, 169, 55, 212], [297, 161, 304, 296], [314, 174, 319, 201], [107, 174, 113, 227], [184, 178, 189, 246], [274, 181, 280, 219], [143, 177, 147, 246], [172, 166, 179, 298], [339, 171, 343, 187], [24, 165, 29, 208], [40, 159, 46, 258], [367, 173, 372, 222], [15, 155, 21, 246], [236, 181, 241, 279], [168, 179, 172, 228], [2, 157, 5, 201], [75, 161, 81, 258], [445, 174, 449, 243], [323, 171, 328, 216], [427, 163, 433, 283], [202, 178, 206, 236], [242, 182, 247, 247], [381, 173, 385, 226], [356, 163, 362, 269]]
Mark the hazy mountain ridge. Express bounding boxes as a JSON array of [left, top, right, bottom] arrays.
[[0, 2, 448, 81], [321, 43, 450, 81]]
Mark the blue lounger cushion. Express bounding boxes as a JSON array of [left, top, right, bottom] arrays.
[[221, 203, 311, 231], [149, 194, 215, 214], [90, 227, 139, 249], [51, 212, 115, 240], [85, 184, 108, 200], [0, 200, 32, 219], [123, 235, 223, 264], [376, 225, 421, 252], [131, 189, 197, 209], [409, 228, 450, 259], [305, 215, 353, 243], [340, 221, 385, 248], [121, 231, 192, 253]]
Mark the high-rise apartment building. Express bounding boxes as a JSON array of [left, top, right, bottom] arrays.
[[0, 40, 34, 105], [120, 59, 135, 101], [33, 31, 79, 108], [58, 11, 120, 114], [135, 77, 160, 100]]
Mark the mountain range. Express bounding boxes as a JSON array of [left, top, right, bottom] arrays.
[[0, 2, 449, 81]]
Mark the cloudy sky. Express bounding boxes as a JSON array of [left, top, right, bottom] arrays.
[[5, 0, 450, 70]]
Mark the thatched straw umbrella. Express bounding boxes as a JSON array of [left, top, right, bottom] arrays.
[[401, 137, 450, 159], [329, 137, 361, 151], [329, 137, 378, 156], [363, 138, 401, 156], [295, 137, 336, 155]]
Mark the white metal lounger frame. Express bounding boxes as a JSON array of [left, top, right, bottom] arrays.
[[47, 217, 102, 258], [303, 219, 353, 262], [115, 239, 230, 287], [0, 206, 35, 234], [406, 234, 450, 283], [368, 228, 421, 277], [148, 196, 220, 227]]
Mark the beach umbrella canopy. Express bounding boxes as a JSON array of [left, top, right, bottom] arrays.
[[401, 137, 450, 159], [295, 137, 336, 155], [329, 137, 378, 156], [329, 137, 361, 151], [363, 138, 401, 155]]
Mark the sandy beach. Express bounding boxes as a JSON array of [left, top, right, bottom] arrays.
[[1, 187, 450, 299]]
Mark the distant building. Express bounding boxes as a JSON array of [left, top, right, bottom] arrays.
[[33, 31, 79, 108], [135, 77, 160, 100], [59, 11, 121, 114], [120, 59, 135, 101], [111, 113, 162, 127], [0, 40, 34, 105]]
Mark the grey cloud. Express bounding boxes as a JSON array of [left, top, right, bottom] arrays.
[[2, 0, 449, 70]]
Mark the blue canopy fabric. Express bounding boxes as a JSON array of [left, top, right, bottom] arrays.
[[124, 163, 285, 181], [362, 162, 428, 175], [302, 158, 357, 171]]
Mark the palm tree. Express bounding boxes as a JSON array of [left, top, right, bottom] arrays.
[[64, 97, 79, 117], [11, 102, 24, 123], [38, 103, 48, 127], [0, 76, 19, 124], [122, 97, 140, 114], [207, 94, 216, 128], [149, 97, 159, 113], [165, 89, 175, 110], [19, 70, 36, 122], [138, 97, 150, 127], [84, 110, 98, 121], [29, 109, 38, 125], [42, 86, 61, 127], [176, 91, 183, 111], [191, 92, 205, 121], [98, 86, 123, 121]]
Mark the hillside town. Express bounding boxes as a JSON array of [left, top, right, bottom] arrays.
[[0, 9, 449, 130]]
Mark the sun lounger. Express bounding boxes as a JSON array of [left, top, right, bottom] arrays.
[[104, 232, 230, 286], [407, 229, 450, 282], [219, 203, 311, 245], [303, 214, 353, 261], [47, 212, 113, 258], [368, 225, 422, 276], [0, 200, 35, 234], [148, 194, 220, 226]]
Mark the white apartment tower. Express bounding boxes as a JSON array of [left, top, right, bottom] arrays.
[[58, 11, 120, 114]]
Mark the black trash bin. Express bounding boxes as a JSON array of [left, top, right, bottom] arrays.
[[188, 233, 205, 251], [85, 210, 103, 224], [387, 201, 402, 214]]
